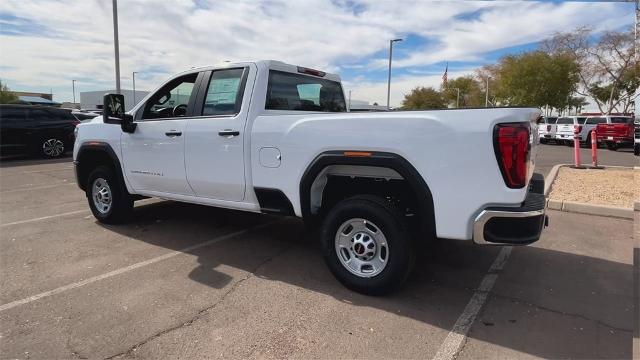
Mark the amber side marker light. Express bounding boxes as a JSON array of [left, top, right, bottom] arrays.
[[344, 151, 372, 157]]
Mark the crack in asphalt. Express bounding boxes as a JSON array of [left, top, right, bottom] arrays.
[[103, 245, 295, 360], [485, 291, 633, 333]]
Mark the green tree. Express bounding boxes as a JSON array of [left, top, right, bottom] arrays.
[[0, 80, 19, 104], [401, 87, 446, 110], [490, 51, 579, 110], [542, 26, 636, 114], [441, 76, 484, 107]]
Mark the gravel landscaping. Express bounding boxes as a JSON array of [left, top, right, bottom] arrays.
[[548, 167, 635, 208]]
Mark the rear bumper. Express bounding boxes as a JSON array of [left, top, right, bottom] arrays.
[[473, 173, 547, 245]]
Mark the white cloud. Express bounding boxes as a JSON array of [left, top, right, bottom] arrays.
[[0, 0, 634, 106]]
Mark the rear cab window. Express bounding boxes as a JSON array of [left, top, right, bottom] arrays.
[[577, 117, 587, 124], [556, 117, 574, 124], [266, 70, 346, 112], [546, 117, 558, 124], [609, 117, 632, 124], [586, 117, 607, 125]]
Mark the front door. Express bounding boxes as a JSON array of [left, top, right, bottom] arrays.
[[121, 72, 200, 196], [185, 67, 253, 201]]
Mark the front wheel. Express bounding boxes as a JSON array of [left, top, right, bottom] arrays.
[[320, 195, 414, 295], [86, 166, 133, 224]]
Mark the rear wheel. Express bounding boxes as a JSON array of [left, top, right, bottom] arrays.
[[606, 143, 618, 151], [86, 166, 133, 224], [320, 195, 414, 295]]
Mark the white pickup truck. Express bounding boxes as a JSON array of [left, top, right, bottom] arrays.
[[74, 60, 547, 294]]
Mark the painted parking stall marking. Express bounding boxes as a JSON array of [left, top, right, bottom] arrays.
[[433, 246, 513, 360]]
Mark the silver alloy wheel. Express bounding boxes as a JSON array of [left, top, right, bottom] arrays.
[[42, 139, 64, 157], [335, 218, 389, 278], [92, 177, 112, 214]]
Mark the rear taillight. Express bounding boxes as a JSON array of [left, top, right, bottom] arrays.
[[493, 123, 530, 189], [576, 125, 582, 133], [546, 125, 551, 132]]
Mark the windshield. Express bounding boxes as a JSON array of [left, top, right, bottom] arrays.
[[556, 117, 574, 124]]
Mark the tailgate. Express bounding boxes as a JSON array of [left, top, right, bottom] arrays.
[[596, 124, 631, 138]]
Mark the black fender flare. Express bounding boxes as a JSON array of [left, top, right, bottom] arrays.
[[75, 142, 127, 193], [299, 151, 436, 234]]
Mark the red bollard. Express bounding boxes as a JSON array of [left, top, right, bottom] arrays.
[[573, 125, 581, 168], [591, 129, 598, 167]]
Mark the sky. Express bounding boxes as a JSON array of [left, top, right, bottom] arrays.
[[0, 0, 635, 108]]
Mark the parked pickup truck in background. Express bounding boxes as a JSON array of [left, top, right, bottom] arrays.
[[74, 60, 547, 294], [555, 116, 586, 146], [537, 116, 557, 144], [595, 116, 635, 151]]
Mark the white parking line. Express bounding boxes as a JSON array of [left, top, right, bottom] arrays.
[[0, 221, 278, 312], [432, 246, 513, 360], [0, 182, 76, 193], [0, 209, 89, 227]]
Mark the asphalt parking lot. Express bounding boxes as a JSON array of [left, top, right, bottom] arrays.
[[0, 150, 636, 359]]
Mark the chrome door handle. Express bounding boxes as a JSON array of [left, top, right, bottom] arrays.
[[218, 130, 240, 137], [165, 131, 182, 137]]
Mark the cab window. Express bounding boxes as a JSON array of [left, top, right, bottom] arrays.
[[142, 73, 197, 120], [201, 68, 246, 116], [586, 117, 606, 125], [265, 70, 346, 112]]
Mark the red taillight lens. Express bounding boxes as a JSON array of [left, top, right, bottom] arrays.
[[493, 123, 530, 188], [546, 125, 551, 132], [576, 125, 582, 133]]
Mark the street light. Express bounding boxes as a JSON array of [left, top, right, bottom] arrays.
[[387, 38, 403, 110], [112, 0, 121, 94], [132, 71, 138, 105], [72, 79, 76, 104]]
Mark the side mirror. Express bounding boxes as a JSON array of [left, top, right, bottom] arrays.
[[103, 93, 136, 133]]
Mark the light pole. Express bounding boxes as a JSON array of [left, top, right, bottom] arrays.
[[485, 76, 490, 107], [454, 88, 460, 108], [112, 0, 121, 94], [132, 71, 138, 105], [72, 79, 76, 104], [387, 38, 403, 110]]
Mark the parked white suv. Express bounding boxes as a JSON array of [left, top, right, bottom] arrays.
[[555, 116, 587, 145], [73, 60, 547, 294]]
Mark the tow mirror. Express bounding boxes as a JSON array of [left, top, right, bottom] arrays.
[[103, 93, 136, 133]]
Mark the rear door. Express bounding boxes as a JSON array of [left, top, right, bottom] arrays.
[[184, 66, 254, 201], [122, 71, 202, 195], [0, 107, 29, 155]]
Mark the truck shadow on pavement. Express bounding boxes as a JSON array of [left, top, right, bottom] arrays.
[[100, 200, 634, 359]]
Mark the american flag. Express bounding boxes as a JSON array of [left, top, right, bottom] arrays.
[[442, 62, 448, 85]]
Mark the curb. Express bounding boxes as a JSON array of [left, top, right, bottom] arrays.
[[543, 163, 567, 196], [545, 199, 634, 219], [544, 164, 636, 219]]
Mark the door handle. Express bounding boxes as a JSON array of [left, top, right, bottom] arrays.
[[165, 131, 182, 137], [218, 130, 240, 137]]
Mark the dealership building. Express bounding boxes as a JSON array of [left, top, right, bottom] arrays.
[[80, 89, 150, 112]]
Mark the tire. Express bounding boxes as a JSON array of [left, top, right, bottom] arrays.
[[539, 139, 547, 144], [39, 137, 66, 158], [320, 194, 414, 295], [606, 143, 618, 151], [635, 144, 639, 156], [86, 165, 133, 224]]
